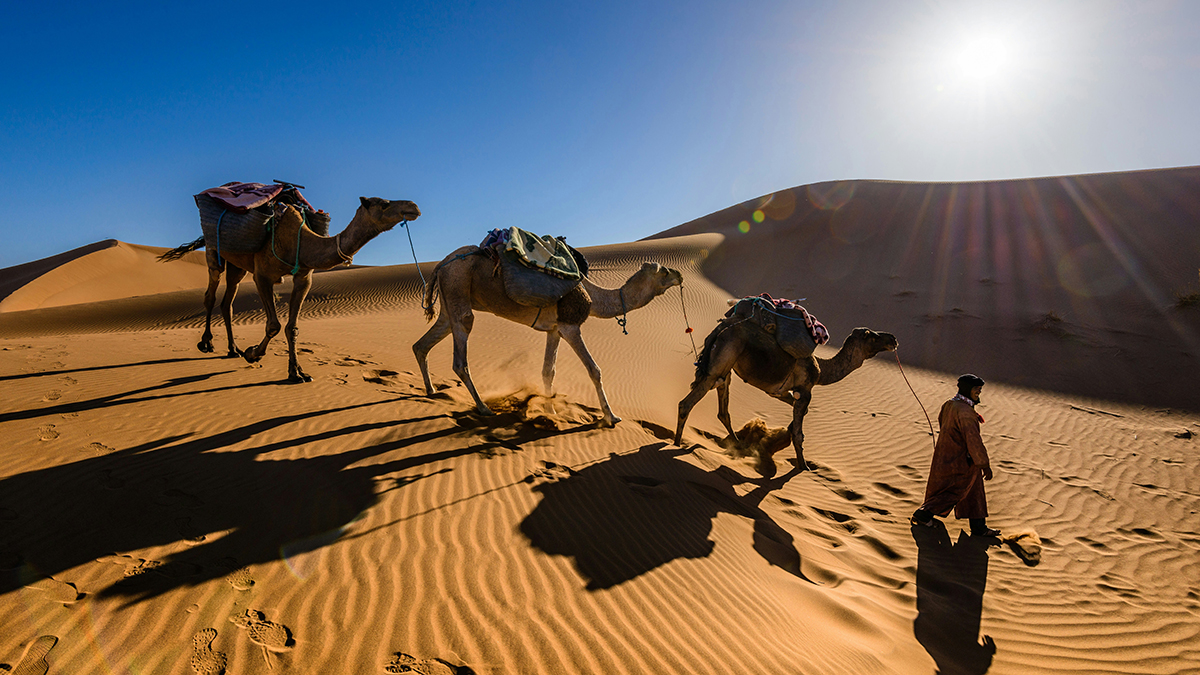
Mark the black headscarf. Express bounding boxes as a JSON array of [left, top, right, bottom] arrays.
[[957, 374, 986, 397]]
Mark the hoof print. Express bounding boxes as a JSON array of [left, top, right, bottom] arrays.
[[190, 628, 227, 675], [37, 425, 59, 442]]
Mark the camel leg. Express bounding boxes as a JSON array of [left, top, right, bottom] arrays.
[[450, 309, 492, 415], [243, 273, 280, 365], [198, 256, 222, 354], [284, 272, 313, 383], [559, 324, 619, 427], [542, 328, 561, 397], [675, 342, 740, 444], [413, 311, 452, 396], [790, 388, 812, 471], [716, 376, 737, 438], [219, 266, 247, 357]]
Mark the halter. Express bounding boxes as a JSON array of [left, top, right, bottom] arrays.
[[335, 232, 353, 266]]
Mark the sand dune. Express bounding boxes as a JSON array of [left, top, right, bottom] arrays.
[[1, 170, 1198, 674]]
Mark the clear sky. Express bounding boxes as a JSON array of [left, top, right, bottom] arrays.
[[2, 0, 1198, 269]]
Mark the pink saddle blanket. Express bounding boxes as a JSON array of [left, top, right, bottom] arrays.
[[199, 182, 315, 214]]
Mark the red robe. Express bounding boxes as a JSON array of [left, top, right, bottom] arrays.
[[919, 398, 990, 519]]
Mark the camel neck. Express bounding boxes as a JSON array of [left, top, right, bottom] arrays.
[[816, 342, 867, 386], [582, 276, 652, 319]]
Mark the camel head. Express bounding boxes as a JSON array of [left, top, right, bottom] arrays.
[[357, 197, 422, 233], [627, 262, 684, 298], [846, 327, 899, 357]]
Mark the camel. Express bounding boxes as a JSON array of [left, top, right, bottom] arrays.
[[674, 315, 897, 472], [160, 197, 420, 382], [414, 246, 683, 427]]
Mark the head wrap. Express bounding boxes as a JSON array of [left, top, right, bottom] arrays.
[[957, 373, 985, 396]]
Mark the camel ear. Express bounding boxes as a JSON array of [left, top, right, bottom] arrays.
[[360, 197, 370, 208]]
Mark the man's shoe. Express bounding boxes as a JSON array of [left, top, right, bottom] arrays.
[[972, 526, 1001, 537]]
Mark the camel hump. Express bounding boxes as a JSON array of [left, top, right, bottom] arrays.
[[499, 250, 582, 307]]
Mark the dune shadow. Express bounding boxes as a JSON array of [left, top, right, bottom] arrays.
[[519, 443, 809, 590], [913, 522, 996, 675]]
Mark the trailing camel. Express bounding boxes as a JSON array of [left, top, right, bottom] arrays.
[[160, 197, 420, 382], [414, 246, 683, 427], [675, 313, 897, 472]]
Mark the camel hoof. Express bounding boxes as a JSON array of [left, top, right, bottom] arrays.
[[197, 341, 214, 353], [243, 349, 262, 363], [598, 415, 621, 429], [287, 372, 313, 384], [224, 349, 242, 359]]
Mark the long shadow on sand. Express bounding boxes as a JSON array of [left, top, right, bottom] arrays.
[[913, 522, 996, 675], [519, 443, 810, 590], [0, 400, 532, 604], [0, 355, 215, 383]]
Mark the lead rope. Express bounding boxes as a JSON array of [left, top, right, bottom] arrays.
[[399, 220, 429, 311], [616, 288, 628, 335], [678, 285, 698, 360], [894, 350, 936, 447]]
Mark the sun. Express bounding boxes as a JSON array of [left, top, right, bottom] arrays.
[[955, 35, 1010, 80]]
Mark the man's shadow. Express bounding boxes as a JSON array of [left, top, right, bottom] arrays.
[[912, 521, 996, 675], [519, 443, 809, 590]]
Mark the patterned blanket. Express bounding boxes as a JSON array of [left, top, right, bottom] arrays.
[[200, 182, 315, 214]]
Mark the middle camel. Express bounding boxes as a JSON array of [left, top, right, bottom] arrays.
[[415, 244, 683, 427]]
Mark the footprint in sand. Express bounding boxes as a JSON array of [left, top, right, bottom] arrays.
[[229, 610, 293, 669], [11, 635, 58, 675], [83, 442, 115, 456], [524, 461, 576, 486], [23, 576, 82, 605], [41, 390, 62, 402], [190, 628, 227, 675], [384, 651, 469, 675], [871, 482, 910, 498], [99, 470, 125, 490], [37, 425, 59, 442], [223, 565, 255, 592]]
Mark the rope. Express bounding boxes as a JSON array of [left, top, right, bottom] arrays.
[[401, 220, 429, 311], [678, 285, 698, 360], [267, 209, 302, 275], [894, 350, 936, 447], [616, 288, 628, 335]]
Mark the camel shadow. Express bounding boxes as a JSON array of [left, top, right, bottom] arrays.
[[518, 443, 810, 590], [0, 355, 215, 383], [913, 522, 996, 675], [0, 400, 492, 605], [0, 365, 412, 424]]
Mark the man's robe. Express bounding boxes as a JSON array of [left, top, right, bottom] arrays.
[[919, 398, 989, 519]]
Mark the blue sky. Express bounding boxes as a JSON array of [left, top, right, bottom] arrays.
[[2, 0, 1199, 268]]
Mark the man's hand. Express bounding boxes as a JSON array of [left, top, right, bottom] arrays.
[[982, 465, 993, 481]]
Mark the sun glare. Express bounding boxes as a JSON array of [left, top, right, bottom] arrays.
[[956, 35, 1009, 80]]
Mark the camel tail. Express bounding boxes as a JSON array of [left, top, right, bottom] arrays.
[[157, 236, 205, 263], [692, 319, 726, 383], [423, 262, 443, 322]]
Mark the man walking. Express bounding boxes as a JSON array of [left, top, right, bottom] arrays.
[[911, 374, 1000, 537]]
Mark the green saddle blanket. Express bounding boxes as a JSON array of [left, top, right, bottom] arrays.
[[503, 227, 583, 281]]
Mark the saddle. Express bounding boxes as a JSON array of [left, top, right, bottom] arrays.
[[195, 181, 330, 256], [481, 227, 588, 307], [725, 294, 829, 360]]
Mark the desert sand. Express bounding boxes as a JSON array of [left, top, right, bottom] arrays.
[[1, 167, 1198, 674]]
